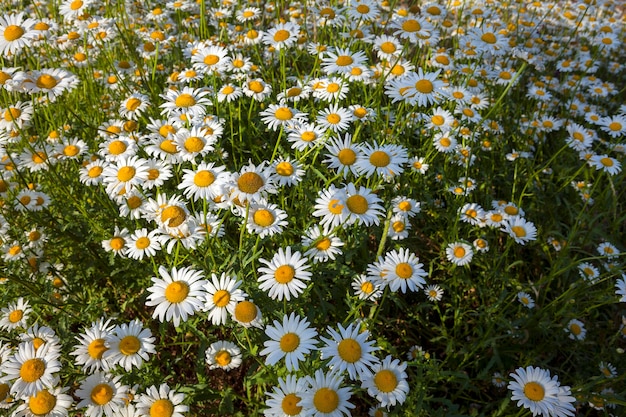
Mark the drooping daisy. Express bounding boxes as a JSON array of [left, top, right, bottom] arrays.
[[502, 216, 537, 245], [75, 371, 128, 417], [260, 312, 318, 371], [12, 385, 73, 417], [0, 297, 31, 330], [205, 340, 242, 371], [136, 384, 188, 417], [246, 199, 289, 238], [203, 273, 247, 326], [362, 355, 409, 408], [320, 322, 379, 381], [302, 226, 344, 263], [1, 343, 61, 399], [103, 319, 156, 372], [258, 247, 312, 301], [299, 369, 355, 417], [146, 266, 208, 327], [445, 242, 474, 266], [380, 248, 428, 293], [263, 374, 308, 417], [70, 317, 115, 373]]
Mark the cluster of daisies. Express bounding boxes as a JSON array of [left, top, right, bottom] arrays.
[[0, 0, 625, 415]]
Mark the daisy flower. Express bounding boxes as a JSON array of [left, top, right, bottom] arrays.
[[389, 211, 411, 239], [589, 154, 621, 175], [260, 312, 318, 371], [299, 369, 355, 416], [232, 300, 263, 329], [172, 125, 218, 162], [445, 242, 474, 266], [508, 366, 574, 417], [0, 297, 31, 330], [1, 343, 61, 399], [390, 15, 433, 44], [351, 274, 383, 301], [259, 104, 307, 131], [502, 216, 537, 245], [354, 143, 408, 179], [321, 48, 368, 76], [258, 247, 312, 301], [424, 284, 444, 302], [286, 122, 326, 151], [597, 114, 626, 138], [263, 374, 308, 417], [342, 183, 384, 227], [599, 361, 617, 378], [410, 156, 429, 174], [146, 266, 208, 327], [101, 155, 149, 197], [227, 161, 276, 204], [320, 322, 379, 381], [616, 275, 626, 302], [597, 241, 619, 259], [317, 104, 354, 133], [101, 226, 129, 258], [75, 371, 128, 417], [311, 186, 348, 232], [246, 199, 289, 238], [12, 385, 73, 417], [271, 158, 305, 187], [70, 317, 115, 373], [0, 12, 37, 57], [136, 384, 188, 417], [517, 292, 535, 309], [125, 228, 161, 260], [203, 273, 247, 326], [159, 86, 211, 119], [243, 78, 273, 101], [217, 83, 243, 103], [565, 319, 586, 341], [19, 68, 79, 101], [385, 68, 445, 107], [191, 44, 230, 75], [263, 21, 300, 50], [205, 340, 242, 371], [103, 319, 156, 372], [577, 262, 600, 283], [0, 101, 34, 131], [362, 355, 409, 408], [302, 226, 344, 263], [459, 203, 485, 226], [380, 248, 428, 293], [323, 133, 362, 178], [118, 93, 150, 120], [19, 324, 60, 352]]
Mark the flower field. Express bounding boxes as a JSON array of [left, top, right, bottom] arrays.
[[0, 0, 625, 416]]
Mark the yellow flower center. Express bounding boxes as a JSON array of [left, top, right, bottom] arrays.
[[281, 393, 302, 416], [275, 161, 294, 176], [346, 195, 369, 214], [32, 337, 45, 350], [165, 281, 190, 303], [511, 226, 526, 238], [174, 93, 196, 108], [36, 74, 58, 89], [374, 369, 398, 393], [70, 0, 83, 10], [415, 79, 434, 94], [215, 350, 231, 366], [275, 107, 293, 121], [204, 55, 219, 65], [213, 290, 230, 307], [20, 359, 46, 383], [361, 281, 374, 293], [313, 388, 339, 413], [125, 98, 142, 111], [184, 137, 204, 153], [119, 335, 141, 355], [391, 65, 405, 76], [570, 323, 581, 335], [353, 107, 367, 118], [221, 85, 235, 95], [356, 4, 370, 14], [279, 332, 300, 352], [608, 122, 621, 131], [402, 19, 420, 32], [395, 262, 413, 279], [4, 25, 24, 41], [3, 107, 21, 122], [337, 338, 362, 363], [481, 32, 497, 44], [29, 389, 57, 415], [504, 206, 518, 216], [274, 265, 295, 284], [248, 81, 264, 93], [0, 383, 9, 401], [326, 83, 340, 93], [369, 150, 390, 167], [117, 166, 136, 182], [327, 199, 344, 215], [193, 170, 215, 187], [286, 87, 301, 97], [454, 247, 466, 258], [301, 131, 316, 142], [161, 206, 187, 228], [150, 399, 174, 417], [337, 148, 356, 165], [108, 140, 127, 155], [88, 338, 108, 359], [238, 172, 264, 194], [326, 114, 341, 125], [392, 221, 405, 232], [320, 7, 336, 18], [523, 381, 545, 401], [600, 157, 614, 167], [315, 238, 331, 251], [91, 383, 113, 406], [247, 30, 258, 39], [431, 115, 445, 126], [336, 55, 353, 66], [9, 309, 23, 323], [63, 145, 80, 157], [234, 301, 257, 323], [273, 29, 290, 42], [109, 237, 125, 251]]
